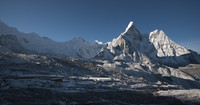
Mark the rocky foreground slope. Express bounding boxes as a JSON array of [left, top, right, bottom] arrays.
[[0, 20, 200, 104]]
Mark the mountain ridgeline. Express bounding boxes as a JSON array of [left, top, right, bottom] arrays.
[[0, 20, 199, 67]]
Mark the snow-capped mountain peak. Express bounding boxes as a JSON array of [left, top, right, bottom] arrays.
[[122, 21, 142, 41], [125, 21, 134, 32], [149, 29, 167, 41], [149, 29, 190, 57], [146, 29, 200, 67], [110, 21, 142, 47], [95, 21, 150, 63]]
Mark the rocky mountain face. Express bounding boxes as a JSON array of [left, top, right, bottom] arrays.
[[0, 34, 26, 53]]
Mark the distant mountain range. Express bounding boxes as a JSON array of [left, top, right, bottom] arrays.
[[0, 20, 199, 67]]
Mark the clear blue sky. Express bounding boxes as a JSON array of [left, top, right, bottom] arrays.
[[0, 0, 200, 51]]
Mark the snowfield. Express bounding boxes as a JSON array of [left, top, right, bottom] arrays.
[[157, 89, 200, 104]]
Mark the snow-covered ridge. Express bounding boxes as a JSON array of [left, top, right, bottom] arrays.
[[0, 20, 103, 58]]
